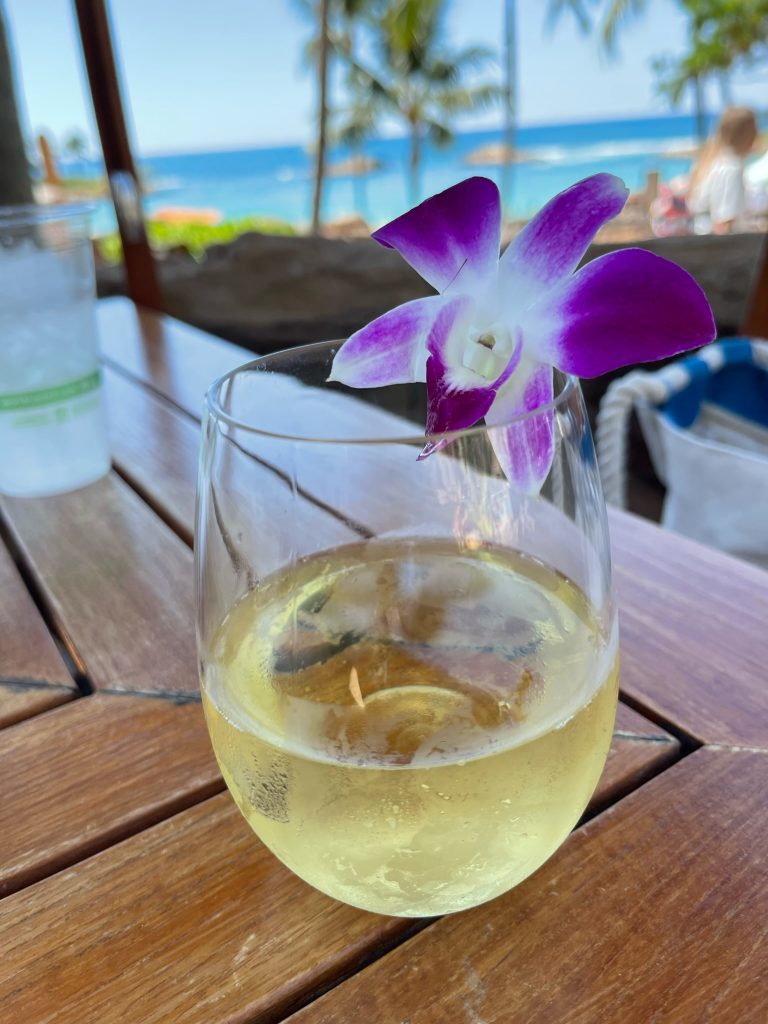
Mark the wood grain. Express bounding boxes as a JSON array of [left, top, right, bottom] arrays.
[[611, 510, 768, 748], [614, 699, 674, 740], [0, 693, 220, 896], [98, 297, 251, 417], [589, 703, 680, 813], [103, 364, 357, 555], [0, 683, 73, 730], [0, 534, 76, 728], [288, 748, 768, 1024], [103, 365, 200, 543], [0, 473, 198, 696], [593, 735, 678, 814], [0, 792, 411, 1024]]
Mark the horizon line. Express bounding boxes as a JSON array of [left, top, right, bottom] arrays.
[[136, 108, 731, 161]]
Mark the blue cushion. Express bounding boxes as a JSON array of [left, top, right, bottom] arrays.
[[660, 339, 768, 430]]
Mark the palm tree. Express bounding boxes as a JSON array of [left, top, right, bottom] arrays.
[[501, 0, 517, 210], [332, 0, 377, 216], [311, 0, 331, 234], [0, 1, 33, 205], [63, 130, 89, 162], [351, 0, 501, 205]]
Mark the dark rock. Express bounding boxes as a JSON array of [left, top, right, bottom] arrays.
[[95, 229, 766, 352]]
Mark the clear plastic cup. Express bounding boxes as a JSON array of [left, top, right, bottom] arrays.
[[0, 204, 110, 497]]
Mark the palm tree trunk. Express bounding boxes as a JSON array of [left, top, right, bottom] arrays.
[[719, 72, 732, 108], [352, 142, 368, 218], [409, 123, 422, 207], [692, 74, 707, 143], [311, 0, 330, 235], [502, 0, 516, 212], [0, 1, 33, 206]]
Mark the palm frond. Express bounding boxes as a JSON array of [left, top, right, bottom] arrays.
[[432, 82, 503, 114], [333, 104, 380, 145], [602, 0, 648, 54], [449, 44, 498, 71], [545, 0, 594, 35], [425, 119, 453, 148]]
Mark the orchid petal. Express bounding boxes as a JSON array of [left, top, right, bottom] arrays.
[[329, 295, 446, 387], [423, 295, 496, 447], [373, 177, 501, 294], [486, 362, 554, 493], [499, 173, 628, 309], [524, 248, 716, 377]]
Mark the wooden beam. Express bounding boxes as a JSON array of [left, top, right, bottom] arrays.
[[72, 0, 163, 310], [741, 236, 768, 338]]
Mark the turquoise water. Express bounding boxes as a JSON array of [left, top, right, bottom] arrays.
[[67, 112, 741, 235]]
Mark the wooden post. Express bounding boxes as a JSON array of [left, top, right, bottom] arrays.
[[38, 134, 60, 186], [741, 240, 768, 338], [310, 0, 330, 235], [0, 1, 33, 205], [501, 0, 517, 213], [72, 0, 162, 310]]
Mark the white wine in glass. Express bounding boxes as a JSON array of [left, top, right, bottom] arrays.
[[197, 346, 618, 917]]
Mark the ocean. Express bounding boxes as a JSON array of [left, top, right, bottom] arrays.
[[72, 112, 736, 235]]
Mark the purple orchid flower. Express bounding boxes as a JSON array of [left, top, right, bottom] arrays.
[[329, 174, 716, 491]]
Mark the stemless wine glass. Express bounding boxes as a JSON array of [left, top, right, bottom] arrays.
[[196, 342, 618, 918]]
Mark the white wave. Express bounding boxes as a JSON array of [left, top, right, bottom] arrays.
[[149, 176, 184, 191], [522, 136, 697, 165]]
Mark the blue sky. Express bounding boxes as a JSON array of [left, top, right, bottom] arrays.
[[5, 0, 767, 156]]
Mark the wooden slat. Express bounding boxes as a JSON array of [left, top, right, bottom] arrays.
[[0, 792, 410, 1024], [288, 748, 768, 1024], [103, 366, 199, 542], [0, 683, 73, 730], [103, 365, 357, 553], [0, 535, 76, 728], [98, 297, 250, 416], [612, 510, 768, 748], [0, 474, 197, 696], [593, 702, 680, 812], [614, 700, 671, 739], [618, 700, 671, 741], [0, 693, 220, 896]]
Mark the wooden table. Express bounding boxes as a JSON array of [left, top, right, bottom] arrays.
[[1, 297, 766, 1023]]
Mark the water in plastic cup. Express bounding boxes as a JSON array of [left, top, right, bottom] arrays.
[[0, 205, 110, 497]]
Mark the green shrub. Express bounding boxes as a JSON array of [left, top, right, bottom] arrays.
[[97, 215, 297, 263]]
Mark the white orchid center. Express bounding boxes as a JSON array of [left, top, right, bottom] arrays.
[[461, 321, 517, 382]]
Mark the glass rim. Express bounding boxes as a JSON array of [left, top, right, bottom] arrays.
[[205, 340, 578, 446], [0, 202, 95, 227]]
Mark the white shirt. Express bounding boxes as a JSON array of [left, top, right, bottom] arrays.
[[690, 151, 747, 233], [746, 150, 768, 191]]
